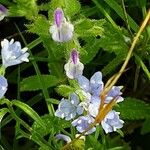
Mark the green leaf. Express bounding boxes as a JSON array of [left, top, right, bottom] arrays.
[[50, 0, 81, 17], [134, 54, 150, 80], [141, 118, 150, 135], [115, 97, 150, 120], [0, 108, 9, 122], [20, 75, 59, 91], [31, 114, 70, 138], [75, 19, 106, 37], [104, 0, 139, 32], [102, 53, 126, 76], [99, 24, 128, 55], [27, 15, 50, 36], [56, 85, 75, 97], [98, 23, 128, 75], [12, 100, 45, 129], [9, 0, 38, 20]]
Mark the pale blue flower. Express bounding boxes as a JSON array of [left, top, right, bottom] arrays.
[[1, 39, 29, 68], [49, 8, 74, 42], [64, 49, 84, 79], [101, 110, 124, 134], [77, 72, 104, 96], [0, 75, 8, 99], [55, 93, 84, 120], [105, 86, 124, 103], [71, 115, 96, 135], [88, 95, 100, 117], [0, 4, 7, 21], [55, 134, 71, 143]]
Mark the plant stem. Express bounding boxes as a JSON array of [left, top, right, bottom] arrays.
[[121, 0, 133, 36], [14, 23, 54, 115]]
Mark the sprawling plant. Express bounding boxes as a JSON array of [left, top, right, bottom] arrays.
[[0, 0, 150, 150]]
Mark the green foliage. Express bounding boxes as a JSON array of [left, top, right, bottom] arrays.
[[98, 23, 129, 75], [12, 100, 45, 128], [104, 0, 139, 32], [75, 19, 106, 64], [50, 0, 81, 17], [56, 85, 75, 97], [20, 75, 59, 91], [85, 135, 103, 149], [9, 0, 38, 20], [141, 118, 150, 135], [27, 15, 50, 36], [31, 114, 70, 138], [105, 136, 131, 150], [115, 97, 150, 120], [75, 19, 106, 37], [0, 108, 9, 122]]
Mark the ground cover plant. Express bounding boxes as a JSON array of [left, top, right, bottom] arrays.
[[0, 0, 150, 150]]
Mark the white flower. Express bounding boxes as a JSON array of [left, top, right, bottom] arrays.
[[64, 49, 84, 79], [49, 8, 74, 42], [1, 39, 29, 68], [101, 110, 124, 134]]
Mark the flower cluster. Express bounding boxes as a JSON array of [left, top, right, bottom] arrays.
[[0, 39, 29, 99], [55, 49, 124, 134]]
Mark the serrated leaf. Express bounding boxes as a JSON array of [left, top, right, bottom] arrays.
[[99, 24, 128, 55], [80, 37, 102, 64], [27, 15, 50, 36], [12, 100, 45, 129], [115, 97, 150, 120], [9, 0, 38, 20], [56, 85, 75, 97], [20, 75, 59, 91], [75, 19, 106, 37]]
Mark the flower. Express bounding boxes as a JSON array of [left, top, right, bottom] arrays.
[[49, 8, 74, 42], [72, 115, 96, 135], [105, 86, 124, 103], [55, 134, 71, 143], [1, 39, 29, 68], [64, 49, 84, 79], [0, 75, 8, 99], [101, 110, 124, 133], [77, 72, 104, 96], [76, 71, 124, 134], [0, 4, 7, 21], [55, 93, 84, 120]]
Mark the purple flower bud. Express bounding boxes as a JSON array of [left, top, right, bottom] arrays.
[[0, 4, 7, 21], [0, 4, 7, 13], [55, 8, 63, 27], [71, 49, 78, 64]]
